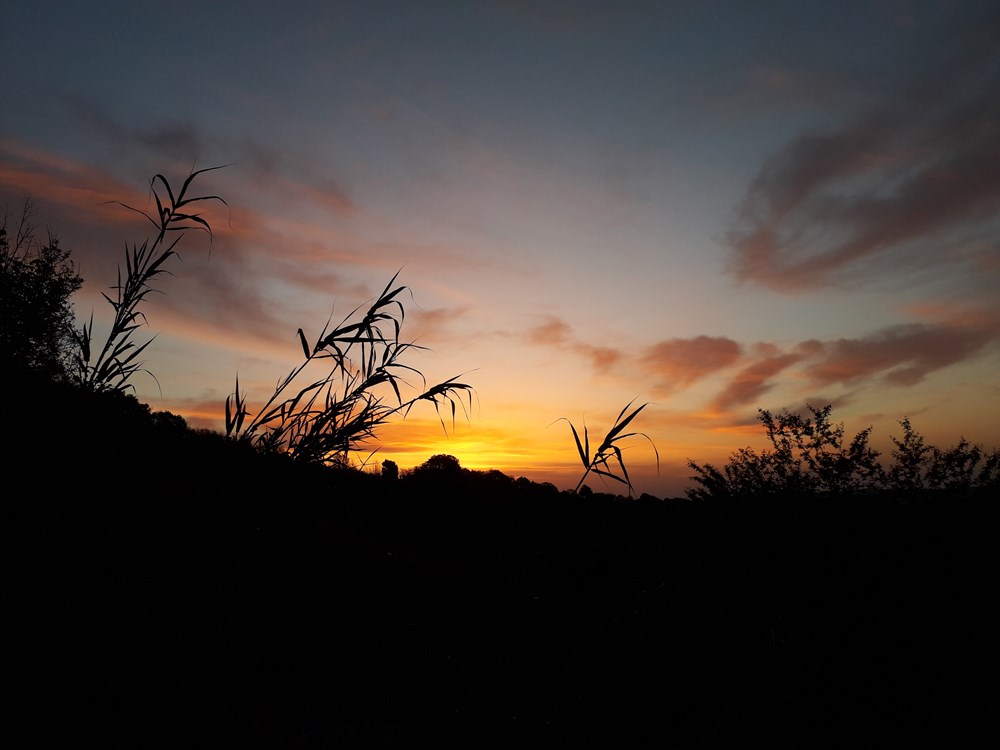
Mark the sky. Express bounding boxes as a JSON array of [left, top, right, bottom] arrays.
[[2, 0, 998, 497]]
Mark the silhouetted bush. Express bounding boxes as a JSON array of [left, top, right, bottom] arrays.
[[890, 417, 1000, 491], [1, 200, 82, 383], [381, 458, 399, 480], [415, 453, 463, 475], [687, 404, 999, 500]]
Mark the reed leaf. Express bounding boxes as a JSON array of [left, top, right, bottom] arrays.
[[77, 167, 226, 393], [554, 399, 659, 497]]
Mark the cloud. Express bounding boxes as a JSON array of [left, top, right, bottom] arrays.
[[401, 305, 473, 347], [528, 315, 572, 345], [728, 22, 1000, 292], [1, 138, 489, 376], [641, 335, 742, 388], [576, 344, 621, 371], [526, 315, 624, 372], [699, 311, 1000, 416], [0, 142, 344, 353], [804, 320, 999, 388], [61, 95, 209, 163], [710, 350, 803, 412], [0, 139, 150, 227], [55, 96, 357, 217]]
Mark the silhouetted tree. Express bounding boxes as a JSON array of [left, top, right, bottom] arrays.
[[381, 459, 399, 480], [1, 199, 82, 382], [888, 417, 931, 491], [891, 418, 1000, 491], [414, 454, 463, 476], [687, 405, 883, 499], [688, 406, 999, 500]]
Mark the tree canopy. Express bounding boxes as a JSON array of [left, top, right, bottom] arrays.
[[1, 200, 82, 383], [687, 404, 1000, 500]]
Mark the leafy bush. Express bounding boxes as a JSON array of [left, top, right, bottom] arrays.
[[414, 454, 464, 475], [687, 404, 882, 499], [890, 418, 1000, 491], [687, 405, 999, 500], [1, 199, 83, 382]]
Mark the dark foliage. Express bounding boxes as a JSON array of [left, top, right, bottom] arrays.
[[890, 417, 1000, 491], [407, 452, 464, 477], [688, 404, 999, 500], [380, 457, 399, 480], [9, 379, 1000, 746], [1, 200, 83, 382]]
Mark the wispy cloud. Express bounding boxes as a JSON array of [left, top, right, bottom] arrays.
[[728, 21, 1000, 292], [528, 315, 572, 345], [1, 138, 495, 378], [0, 139, 150, 226], [399, 304, 474, 348], [641, 335, 743, 389], [804, 319, 999, 388], [697, 313, 1000, 417], [526, 315, 624, 372], [61, 95, 208, 164], [51, 96, 357, 217], [710, 347, 803, 412]]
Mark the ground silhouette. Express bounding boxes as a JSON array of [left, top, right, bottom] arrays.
[[7, 376, 1000, 746]]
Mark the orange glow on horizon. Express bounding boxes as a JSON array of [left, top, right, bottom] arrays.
[[151, 401, 673, 491]]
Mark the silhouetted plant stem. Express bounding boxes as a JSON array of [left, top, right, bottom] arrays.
[[227, 271, 474, 467], [75, 166, 227, 392], [554, 399, 659, 497]]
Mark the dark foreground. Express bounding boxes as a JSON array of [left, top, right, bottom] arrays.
[[7, 385, 999, 746]]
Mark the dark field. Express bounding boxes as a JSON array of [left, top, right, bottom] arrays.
[[7, 383, 999, 746]]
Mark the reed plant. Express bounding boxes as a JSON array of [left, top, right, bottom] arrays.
[[555, 399, 659, 496], [75, 167, 227, 392], [70, 165, 470, 468], [226, 271, 474, 468]]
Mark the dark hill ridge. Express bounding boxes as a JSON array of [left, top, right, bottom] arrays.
[[7, 380, 1000, 746]]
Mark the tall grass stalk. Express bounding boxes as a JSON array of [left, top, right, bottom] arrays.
[[226, 271, 474, 468], [75, 167, 227, 392], [554, 399, 659, 496]]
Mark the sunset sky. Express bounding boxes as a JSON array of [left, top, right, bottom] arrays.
[[3, 1, 998, 496]]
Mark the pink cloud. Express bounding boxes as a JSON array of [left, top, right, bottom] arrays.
[[525, 315, 623, 372], [641, 335, 743, 388], [804, 321, 999, 387], [710, 351, 803, 412], [528, 315, 572, 345], [700, 311, 1000, 415], [0, 141, 149, 227], [269, 174, 354, 215]]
